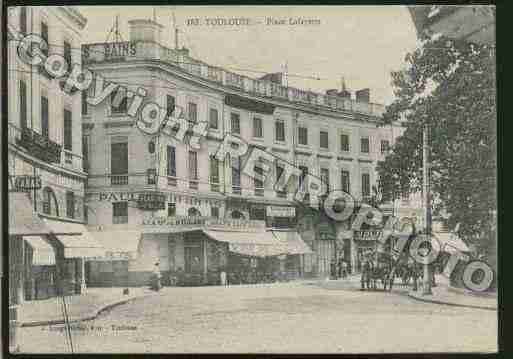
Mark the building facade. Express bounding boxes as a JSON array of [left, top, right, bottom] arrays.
[[81, 18, 397, 285], [7, 7, 103, 305]]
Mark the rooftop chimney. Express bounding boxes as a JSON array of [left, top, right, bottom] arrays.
[[128, 19, 164, 44], [355, 88, 370, 103]]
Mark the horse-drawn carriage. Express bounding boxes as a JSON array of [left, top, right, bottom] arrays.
[[360, 233, 422, 291]]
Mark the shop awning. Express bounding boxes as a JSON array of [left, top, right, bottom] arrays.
[[24, 236, 56, 265], [43, 219, 105, 258], [10, 193, 51, 236], [271, 230, 313, 255], [433, 232, 470, 253], [88, 230, 142, 261], [203, 230, 287, 257]]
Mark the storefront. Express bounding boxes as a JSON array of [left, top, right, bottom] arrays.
[[42, 218, 105, 295]]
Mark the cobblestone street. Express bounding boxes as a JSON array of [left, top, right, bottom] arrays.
[[18, 281, 497, 353]]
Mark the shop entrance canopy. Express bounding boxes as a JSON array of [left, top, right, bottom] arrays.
[[203, 230, 287, 257]]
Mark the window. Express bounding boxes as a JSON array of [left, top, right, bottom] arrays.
[[231, 113, 240, 134], [188, 151, 198, 189], [168, 203, 176, 217], [361, 137, 370, 153], [298, 166, 308, 190], [210, 156, 220, 192], [275, 120, 285, 142], [63, 109, 72, 151], [20, 7, 27, 34], [340, 134, 350, 152], [42, 188, 52, 215], [111, 90, 128, 114], [112, 202, 128, 224], [66, 192, 75, 219], [167, 146, 176, 177], [298, 127, 308, 145], [211, 207, 219, 218], [253, 117, 263, 138], [275, 164, 286, 197], [111, 142, 128, 185], [254, 166, 264, 196], [82, 135, 89, 172], [209, 108, 218, 129], [166, 95, 175, 117], [41, 22, 48, 56], [41, 96, 49, 138], [63, 40, 72, 66], [341, 170, 350, 193], [20, 80, 27, 128], [188, 102, 197, 123], [362, 173, 371, 197], [81, 90, 90, 116], [381, 140, 390, 154], [321, 168, 330, 193], [232, 157, 241, 194], [320, 131, 329, 149]]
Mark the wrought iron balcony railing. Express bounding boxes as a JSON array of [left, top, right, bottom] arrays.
[[14, 125, 62, 164]]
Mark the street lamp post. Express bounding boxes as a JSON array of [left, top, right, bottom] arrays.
[[421, 123, 432, 295]]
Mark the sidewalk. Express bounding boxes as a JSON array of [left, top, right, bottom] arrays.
[[407, 275, 497, 310], [18, 287, 156, 327]]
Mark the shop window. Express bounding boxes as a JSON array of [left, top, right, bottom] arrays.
[[211, 207, 219, 218]]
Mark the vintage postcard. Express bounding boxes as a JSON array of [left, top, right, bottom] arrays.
[[5, 5, 497, 354]]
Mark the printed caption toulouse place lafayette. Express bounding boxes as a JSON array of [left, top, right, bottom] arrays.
[[185, 16, 321, 26], [6, 5, 497, 355]]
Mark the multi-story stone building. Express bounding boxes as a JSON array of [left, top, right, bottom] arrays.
[[82, 18, 397, 286], [7, 7, 102, 306]]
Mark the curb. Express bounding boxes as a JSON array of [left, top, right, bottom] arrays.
[[20, 292, 154, 328], [406, 292, 497, 311]]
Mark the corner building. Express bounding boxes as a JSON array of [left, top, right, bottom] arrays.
[[7, 6, 102, 307], [83, 19, 397, 286]]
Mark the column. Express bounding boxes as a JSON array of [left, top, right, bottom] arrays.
[[203, 238, 208, 284], [80, 257, 86, 293]]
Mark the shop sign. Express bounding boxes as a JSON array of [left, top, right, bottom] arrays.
[[89, 251, 134, 261], [354, 230, 383, 241], [136, 192, 166, 211], [8, 175, 42, 192], [142, 215, 210, 226], [83, 42, 137, 63], [266, 206, 296, 218]]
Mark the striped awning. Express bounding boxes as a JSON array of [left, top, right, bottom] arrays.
[[43, 219, 104, 258], [203, 230, 287, 257], [24, 236, 56, 266], [271, 230, 313, 255], [88, 230, 142, 260]]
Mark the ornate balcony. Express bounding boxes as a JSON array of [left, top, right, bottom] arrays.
[[14, 125, 62, 164]]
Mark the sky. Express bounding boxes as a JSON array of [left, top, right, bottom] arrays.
[[77, 6, 419, 105]]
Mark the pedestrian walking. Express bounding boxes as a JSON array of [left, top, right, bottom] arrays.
[[151, 261, 162, 291]]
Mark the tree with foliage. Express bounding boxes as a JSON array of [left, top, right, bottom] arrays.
[[377, 35, 496, 268]]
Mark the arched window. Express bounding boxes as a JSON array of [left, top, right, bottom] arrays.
[[42, 187, 59, 217], [231, 210, 244, 220], [188, 207, 201, 217]]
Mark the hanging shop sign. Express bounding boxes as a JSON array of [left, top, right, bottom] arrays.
[[354, 230, 383, 241], [137, 192, 166, 211], [266, 206, 296, 218], [8, 175, 42, 192]]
